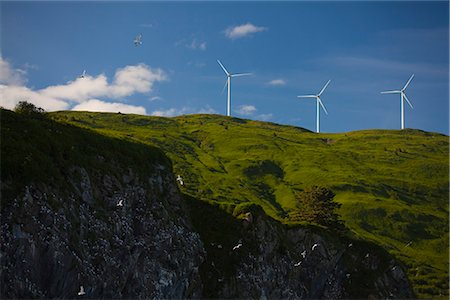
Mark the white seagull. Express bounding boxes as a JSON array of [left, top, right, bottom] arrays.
[[78, 286, 86, 296], [312, 243, 318, 251], [232, 243, 242, 251], [79, 70, 86, 79], [134, 34, 142, 46], [294, 261, 302, 267], [301, 250, 307, 258], [176, 175, 184, 186], [116, 199, 123, 207]]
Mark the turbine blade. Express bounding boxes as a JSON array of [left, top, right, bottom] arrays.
[[297, 95, 317, 98], [381, 90, 401, 94], [318, 99, 329, 115], [403, 93, 414, 109], [402, 74, 414, 91], [217, 60, 229, 76], [231, 73, 252, 77], [220, 79, 228, 95], [318, 80, 331, 96]]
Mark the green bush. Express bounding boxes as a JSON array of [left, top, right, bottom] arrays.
[[290, 186, 343, 228], [14, 101, 45, 116]]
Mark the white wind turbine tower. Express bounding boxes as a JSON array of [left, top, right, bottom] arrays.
[[381, 74, 414, 130], [217, 60, 252, 117], [297, 80, 331, 133]]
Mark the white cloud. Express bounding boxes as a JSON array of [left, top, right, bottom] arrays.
[[257, 113, 273, 121], [0, 58, 27, 86], [109, 64, 166, 97], [40, 74, 110, 103], [267, 79, 286, 86], [0, 84, 69, 111], [72, 99, 146, 115], [149, 96, 162, 102], [236, 105, 257, 116], [0, 59, 167, 114], [187, 39, 207, 51], [225, 23, 267, 39], [197, 106, 217, 114]]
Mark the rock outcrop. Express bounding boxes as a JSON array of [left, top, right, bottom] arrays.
[[189, 202, 414, 299], [1, 162, 205, 298], [1, 110, 414, 299]]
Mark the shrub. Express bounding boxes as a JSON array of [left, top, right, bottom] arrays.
[[290, 186, 343, 227], [14, 101, 45, 116]]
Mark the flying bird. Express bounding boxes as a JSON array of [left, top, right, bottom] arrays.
[[294, 261, 302, 267], [176, 175, 184, 186], [312, 243, 319, 251], [403, 241, 412, 248], [134, 34, 142, 46], [301, 250, 307, 258], [79, 70, 86, 79], [232, 243, 242, 251], [116, 199, 123, 207], [78, 286, 86, 296]]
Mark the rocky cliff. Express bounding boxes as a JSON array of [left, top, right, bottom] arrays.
[[1, 110, 414, 299]]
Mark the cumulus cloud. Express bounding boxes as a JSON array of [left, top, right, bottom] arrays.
[[225, 23, 267, 39], [0, 84, 69, 111], [267, 79, 286, 86], [236, 105, 257, 116], [0, 58, 27, 86], [72, 99, 146, 115], [0, 58, 167, 114]]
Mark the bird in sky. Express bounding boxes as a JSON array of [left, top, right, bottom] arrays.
[[232, 243, 242, 251], [78, 70, 86, 79], [78, 286, 86, 296], [134, 34, 142, 46]]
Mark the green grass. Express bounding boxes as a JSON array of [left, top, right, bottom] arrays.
[[5, 109, 448, 298]]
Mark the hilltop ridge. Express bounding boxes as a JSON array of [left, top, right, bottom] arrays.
[[1, 109, 448, 298]]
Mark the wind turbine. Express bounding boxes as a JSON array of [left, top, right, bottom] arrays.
[[217, 60, 252, 117], [297, 80, 331, 133], [381, 74, 414, 130]]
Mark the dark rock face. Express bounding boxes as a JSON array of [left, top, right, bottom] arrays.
[[1, 165, 414, 300], [1, 164, 205, 299], [197, 208, 414, 299]]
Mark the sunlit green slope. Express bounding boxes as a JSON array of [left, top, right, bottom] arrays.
[[50, 111, 448, 299]]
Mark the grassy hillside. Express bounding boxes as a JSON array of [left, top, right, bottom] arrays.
[[43, 111, 448, 298]]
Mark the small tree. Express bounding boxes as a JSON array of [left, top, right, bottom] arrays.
[[14, 101, 45, 115], [290, 186, 343, 227]]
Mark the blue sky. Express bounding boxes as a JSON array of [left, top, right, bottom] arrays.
[[1, 1, 448, 134]]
